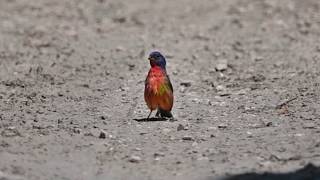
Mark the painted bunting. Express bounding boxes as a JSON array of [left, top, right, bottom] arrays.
[[144, 51, 174, 119]]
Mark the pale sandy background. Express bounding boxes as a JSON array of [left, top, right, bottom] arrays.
[[0, 0, 320, 180]]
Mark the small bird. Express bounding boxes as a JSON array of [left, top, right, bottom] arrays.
[[144, 51, 174, 119]]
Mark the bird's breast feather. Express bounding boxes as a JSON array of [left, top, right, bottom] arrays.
[[146, 70, 171, 96]]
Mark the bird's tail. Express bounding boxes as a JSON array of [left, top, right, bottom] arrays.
[[157, 108, 173, 118]]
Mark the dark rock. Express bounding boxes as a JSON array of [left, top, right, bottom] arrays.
[[180, 82, 191, 87], [218, 124, 227, 129], [99, 130, 107, 139]]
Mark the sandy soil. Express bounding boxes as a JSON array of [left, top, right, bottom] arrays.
[[0, 0, 320, 180]]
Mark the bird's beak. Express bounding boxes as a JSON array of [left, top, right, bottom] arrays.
[[148, 57, 155, 61]]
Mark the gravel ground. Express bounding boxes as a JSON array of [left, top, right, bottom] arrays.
[[0, 0, 320, 180]]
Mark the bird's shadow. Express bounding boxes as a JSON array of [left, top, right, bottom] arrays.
[[215, 163, 320, 180], [133, 117, 169, 122]]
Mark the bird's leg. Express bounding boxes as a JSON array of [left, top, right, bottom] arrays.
[[155, 109, 160, 118], [147, 110, 152, 119]]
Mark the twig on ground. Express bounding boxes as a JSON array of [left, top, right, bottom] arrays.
[[276, 96, 298, 109]]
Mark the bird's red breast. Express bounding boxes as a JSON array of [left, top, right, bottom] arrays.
[[144, 66, 173, 111]]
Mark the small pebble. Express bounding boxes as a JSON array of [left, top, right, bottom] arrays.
[[208, 126, 217, 131], [154, 152, 165, 157], [197, 156, 209, 161], [216, 85, 225, 92], [265, 122, 273, 127], [182, 135, 194, 141], [99, 130, 107, 139], [129, 155, 142, 163], [115, 46, 125, 52], [215, 59, 228, 71], [192, 142, 198, 147], [218, 124, 227, 129], [180, 82, 191, 87], [303, 122, 316, 129], [73, 128, 81, 134], [294, 133, 304, 137], [1, 127, 21, 137], [177, 124, 185, 131]]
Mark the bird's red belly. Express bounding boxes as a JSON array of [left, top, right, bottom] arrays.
[[144, 91, 173, 111], [144, 73, 173, 111]]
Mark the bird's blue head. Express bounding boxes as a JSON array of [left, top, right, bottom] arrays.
[[148, 51, 166, 69]]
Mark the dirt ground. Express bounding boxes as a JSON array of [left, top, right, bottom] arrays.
[[0, 0, 320, 180]]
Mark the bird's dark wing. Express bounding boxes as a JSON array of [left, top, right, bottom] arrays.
[[166, 75, 173, 93]]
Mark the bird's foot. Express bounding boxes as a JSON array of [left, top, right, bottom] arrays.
[[155, 111, 160, 118], [163, 117, 176, 122]]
